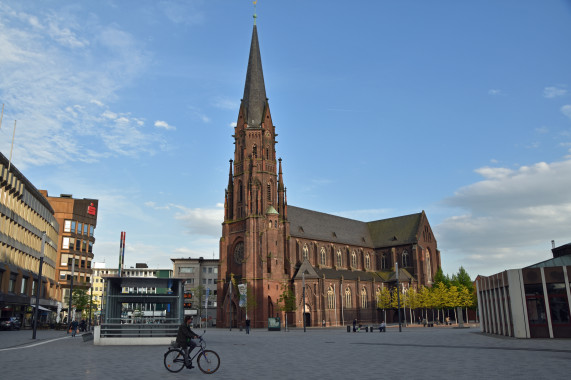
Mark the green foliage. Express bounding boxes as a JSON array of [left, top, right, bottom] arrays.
[[433, 267, 450, 287], [277, 283, 297, 313], [72, 289, 89, 311], [376, 286, 391, 310]]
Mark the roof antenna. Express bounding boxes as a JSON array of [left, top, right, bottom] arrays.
[[0, 104, 4, 131], [253, 0, 258, 25]]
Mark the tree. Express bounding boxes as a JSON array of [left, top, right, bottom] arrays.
[[277, 282, 297, 329], [72, 289, 89, 312], [433, 267, 450, 287], [376, 286, 391, 322]]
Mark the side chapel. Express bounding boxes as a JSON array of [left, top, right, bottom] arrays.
[[217, 22, 441, 328]]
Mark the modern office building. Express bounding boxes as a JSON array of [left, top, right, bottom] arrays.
[[217, 22, 440, 329], [0, 152, 61, 326], [171, 257, 218, 326], [476, 241, 571, 338], [39, 191, 98, 320], [92, 262, 173, 323]]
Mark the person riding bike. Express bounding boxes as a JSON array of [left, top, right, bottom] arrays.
[[176, 316, 200, 368]]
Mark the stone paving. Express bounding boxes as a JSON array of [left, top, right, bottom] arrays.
[[1, 324, 570, 379]]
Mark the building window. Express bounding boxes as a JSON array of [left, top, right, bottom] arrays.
[[64, 220, 72, 232], [351, 251, 357, 268], [89, 225, 94, 237], [426, 251, 432, 283], [381, 253, 387, 270], [203, 267, 207, 274], [20, 277, 27, 294], [88, 242, 93, 253], [402, 250, 409, 267], [202, 279, 206, 285], [75, 239, 81, 250], [302, 244, 309, 261], [77, 222, 83, 235], [345, 287, 351, 308], [83, 224, 88, 235], [82, 240, 87, 252], [320, 247, 326, 266], [253, 144, 257, 158], [71, 220, 76, 233], [9, 273, 16, 292], [179, 267, 194, 274], [365, 253, 370, 270], [361, 288, 368, 309], [336, 250, 342, 267], [62, 237, 70, 250], [213, 267, 218, 274], [327, 286, 335, 309], [208, 267, 213, 274], [267, 183, 271, 202]]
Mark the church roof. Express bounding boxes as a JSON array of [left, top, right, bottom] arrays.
[[288, 206, 374, 247], [366, 212, 423, 248], [288, 205, 424, 249], [241, 25, 267, 128]]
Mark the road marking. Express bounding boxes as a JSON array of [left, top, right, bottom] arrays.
[[0, 336, 70, 351]]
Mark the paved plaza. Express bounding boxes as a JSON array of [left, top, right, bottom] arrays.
[[1, 324, 570, 379]]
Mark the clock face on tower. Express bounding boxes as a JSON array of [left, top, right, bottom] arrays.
[[234, 242, 244, 264]]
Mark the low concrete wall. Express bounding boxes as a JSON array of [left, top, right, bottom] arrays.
[[93, 326, 173, 346]]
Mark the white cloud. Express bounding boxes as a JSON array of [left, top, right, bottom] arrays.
[[154, 120, 176, 130], [562, 105, 571, 120], [543, 86, 567, 98], [173, 204, 224, 236], [229, 122, 237, 128], [0, 4, 163, 167], [488, 89, 502, 96], [438, 159, 571, 276], [535, 126, 549, 134]]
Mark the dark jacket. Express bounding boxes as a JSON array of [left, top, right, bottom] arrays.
[[176, 322, 198, 348]]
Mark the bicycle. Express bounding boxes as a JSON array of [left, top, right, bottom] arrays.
[[163, 333, 220, 374]]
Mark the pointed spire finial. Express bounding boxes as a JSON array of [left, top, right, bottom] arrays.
[[253, 0, 258, 25]]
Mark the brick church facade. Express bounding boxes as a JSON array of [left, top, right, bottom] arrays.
[[217, 23, 441, 328]]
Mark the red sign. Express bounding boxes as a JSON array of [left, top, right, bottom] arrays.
[[87, 203, 97, 216]]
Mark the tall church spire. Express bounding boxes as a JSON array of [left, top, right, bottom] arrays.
[[241, 25, 267, 128]]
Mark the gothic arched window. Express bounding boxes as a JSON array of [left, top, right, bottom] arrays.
[[381, 253, 387, 270], [302, 244, 309, 261], [402, 250, 410, 267], [320, 247, 326, 266], [327, 286, 335, 309], [253, 144, 257, 158], [351, 251, 357, 268], [267, 182, 271, 202], [365, 253, 371, 270], [345, 287, 351, 308], [361, 287, 368, 309], [336, 250, 342, 267], [426, 250, 432, 283]]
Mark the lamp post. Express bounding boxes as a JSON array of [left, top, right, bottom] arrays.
[[396, 262, 402, 332], [88, 275, 93, 331], [32, 232, 46, 339], [302, 272, 306, 333], [69, 257, 75, 323]]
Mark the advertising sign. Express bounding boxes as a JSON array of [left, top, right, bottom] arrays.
[[237, 284, 247, 308]]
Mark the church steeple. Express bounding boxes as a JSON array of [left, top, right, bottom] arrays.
[[241, 25, 267, 128]]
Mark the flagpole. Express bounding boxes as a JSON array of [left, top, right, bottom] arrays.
[[8, 120, 16, 171]]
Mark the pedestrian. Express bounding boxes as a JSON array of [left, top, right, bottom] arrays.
[[379, 320, 386, 332], [245, 317, 250, 334], [70, 319, 79, 337], [352, 319, 357, 332], [176, 316, 199, 369]]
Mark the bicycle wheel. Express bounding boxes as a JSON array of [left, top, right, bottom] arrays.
[[197, 350, 220, 374], [164, 349, 185, 373]]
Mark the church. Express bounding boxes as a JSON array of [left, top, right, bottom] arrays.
[[216, 21, 441, 329]]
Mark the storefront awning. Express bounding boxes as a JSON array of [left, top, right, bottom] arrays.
[[31, 305, 52, 312]]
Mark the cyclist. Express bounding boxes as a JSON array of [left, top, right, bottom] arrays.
[[176, 316, 200, 368]]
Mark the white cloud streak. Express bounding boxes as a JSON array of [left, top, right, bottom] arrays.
[[437, 159, 571, 276], [543, 86, 567, 98]]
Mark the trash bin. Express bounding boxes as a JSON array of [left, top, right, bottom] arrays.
[[365, 326, 368, 332], [370, 326, 374, 333], [347, 325, 351, 333]]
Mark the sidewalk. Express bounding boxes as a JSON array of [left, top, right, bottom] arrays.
[[1, 325, 570, 379]]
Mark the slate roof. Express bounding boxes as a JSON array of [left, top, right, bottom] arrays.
[[367, 212, 423, 248], [288, 205, 423, 250], [288, 206, 373, 247], [241, 25, 267, 128]]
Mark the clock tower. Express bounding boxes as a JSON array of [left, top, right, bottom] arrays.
[[217, 23, 290, 328]]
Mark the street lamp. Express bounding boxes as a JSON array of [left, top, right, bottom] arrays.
[[395, 262, 402, 333], [69, 257, 75, 324], [88, 275, 93, 331], [32, 232, 46, 339]]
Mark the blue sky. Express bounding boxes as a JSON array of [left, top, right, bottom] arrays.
[[1, 0, 570, 279]]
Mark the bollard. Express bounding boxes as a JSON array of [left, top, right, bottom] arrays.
[[365, 326, 368, 332], [347, 325, 350, 333], [370, 326, 374, 333]]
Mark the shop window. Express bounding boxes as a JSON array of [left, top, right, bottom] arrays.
[[547, 283, 570, 325], [525, 283, 547, 325]]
